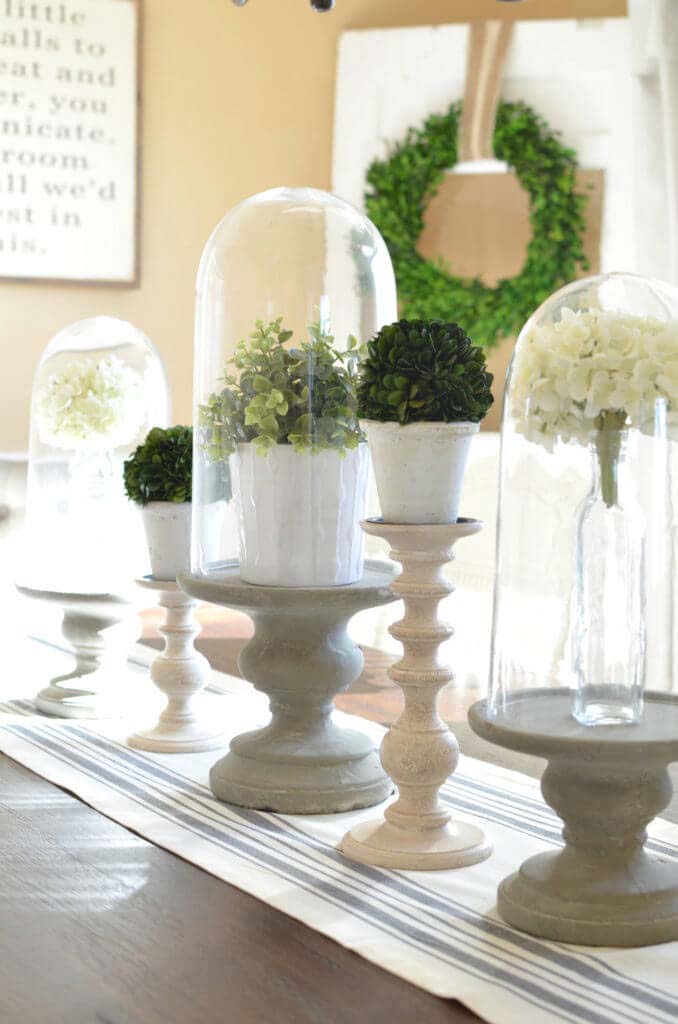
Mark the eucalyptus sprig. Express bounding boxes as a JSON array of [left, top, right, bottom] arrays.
[[199, 317, 365, 460]]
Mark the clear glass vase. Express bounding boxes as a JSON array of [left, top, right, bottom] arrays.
[[489, 272, 678, 737], [571, 423, 646, 726]]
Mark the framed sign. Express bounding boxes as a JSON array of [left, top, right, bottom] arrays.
[[0, 0, 140, 285]]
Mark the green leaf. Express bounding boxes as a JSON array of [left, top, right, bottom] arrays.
[[244, 407, 262, 426], [260, 414, 278, 433], [198, 316, 364, 460]]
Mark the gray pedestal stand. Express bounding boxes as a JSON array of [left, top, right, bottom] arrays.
[[470, 689, 678, 947], [17, 586, 138, 719], [178, 565, 397, 814]]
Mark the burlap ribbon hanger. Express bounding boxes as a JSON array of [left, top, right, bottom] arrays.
[[458, 21, 515, 163]]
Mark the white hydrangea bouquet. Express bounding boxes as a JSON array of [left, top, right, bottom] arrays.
[[511, 307, 678, 505], [36, 354, 145, 451]]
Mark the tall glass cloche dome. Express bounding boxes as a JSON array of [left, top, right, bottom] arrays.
[[21, 316, 170, 595], [192, 186, 397, 587], [490, 273, 678, 729]]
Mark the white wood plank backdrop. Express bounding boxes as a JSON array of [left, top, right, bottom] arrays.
[[332, 18, 636, 276]]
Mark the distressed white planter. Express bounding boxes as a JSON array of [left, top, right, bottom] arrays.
[[362, 419, 479, 525], [141, 502, 192, 581], [230, 443, 369, 586]]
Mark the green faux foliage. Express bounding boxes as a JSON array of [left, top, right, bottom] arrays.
[[358, 319, 494, 425], [199, 317, 364, 459], [365, 100, 589, 349], [124, 425, 193, 505]]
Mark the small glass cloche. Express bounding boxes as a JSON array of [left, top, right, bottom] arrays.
[[20, 316, 170, 595], [191, 186, 397, 587], [489, 273, 678, 729]]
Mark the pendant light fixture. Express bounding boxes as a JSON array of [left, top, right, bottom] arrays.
[[231, 0, 335, 9]]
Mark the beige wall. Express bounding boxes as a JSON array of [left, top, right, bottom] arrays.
[[2, 0, 625, 450]]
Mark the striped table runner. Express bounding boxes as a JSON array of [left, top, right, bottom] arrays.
[[1, 647, 677, 1024]]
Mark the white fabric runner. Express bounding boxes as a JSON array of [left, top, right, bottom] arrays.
[[1, 638, 678, 1024]]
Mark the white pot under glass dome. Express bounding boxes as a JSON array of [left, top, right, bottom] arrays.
[[470, 272, 678, 946], [191, 186, 397, 587], [181, 187, 400, 815], [20, 316, 170, 596]]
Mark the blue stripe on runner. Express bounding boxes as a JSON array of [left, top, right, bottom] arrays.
[[4, 722, 592, 1024], [7, 720, 677, 1024], [443, 775, 678, 859], [58, 731, 646, 1024], [60, 724, 678, 1021], [0, 700, 34, 715]]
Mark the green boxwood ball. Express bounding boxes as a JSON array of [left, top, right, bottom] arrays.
[[123, 425, 193, 506], [358, 319, 493, 425]]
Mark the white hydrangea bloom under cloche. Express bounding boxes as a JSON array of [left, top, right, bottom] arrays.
[[511, 307, 678, 450], [490, 271, 678, 717], [21, 316, 170, 595], [35, 354, 145, 451]]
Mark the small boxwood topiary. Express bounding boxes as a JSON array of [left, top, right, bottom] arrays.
[[124, 425, 193, 505], [358, 319, 494, 425]]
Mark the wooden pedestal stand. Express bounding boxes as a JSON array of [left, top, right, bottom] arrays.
[[470, 691, 678, 946], [179, 565, 397, 814], [128, 577, 224, 753], [17, 585, 138, 719], [340, 519, 491, 870]]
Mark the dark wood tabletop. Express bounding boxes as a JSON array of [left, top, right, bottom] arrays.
[[0, 753, 480, 1024]]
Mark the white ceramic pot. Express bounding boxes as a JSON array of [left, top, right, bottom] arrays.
[[141, 501, 192, 581], [362, 419, 479, 525], [230, 442, 369, 586]]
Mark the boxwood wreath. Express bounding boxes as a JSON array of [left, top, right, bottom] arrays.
[[365, 100, 589, 349]]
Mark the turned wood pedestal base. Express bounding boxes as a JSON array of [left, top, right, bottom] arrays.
[[340, 520, 491, 871], [341, 818, 489, 871], [470, 690, 678, 946], [128, 578, 224, 754], [179, 565, 397, 814], [17, 586, 138, 719]]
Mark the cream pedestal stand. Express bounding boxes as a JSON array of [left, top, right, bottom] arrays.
[[340, 519, 492, 870], [128, 577, 224, 753], [17, 585, 138, 719]]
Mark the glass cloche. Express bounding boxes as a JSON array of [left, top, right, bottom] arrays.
[[20, 316, 170, 595], [191, 186, 397, 587], [489, 273, 678, 729]]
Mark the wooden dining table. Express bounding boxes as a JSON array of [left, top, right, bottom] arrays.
[[0, 497, 488, 1023], [4, 607, 678, 1023], [6, 684, 678, 1024], [1, 751, 483, 1024], [0, 601, 511, 1024]]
